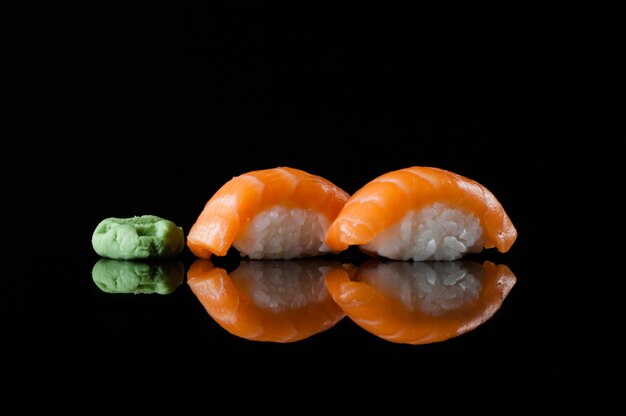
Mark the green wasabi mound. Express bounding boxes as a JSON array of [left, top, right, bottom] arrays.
[[92, 258, 184, 294], [92, 215, 184, 259]]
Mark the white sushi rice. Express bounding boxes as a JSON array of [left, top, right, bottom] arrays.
[[360, 261, 483, 316], [230, 260, 330, 311], [362, 202, 485, 261], [233, 206, 331, 259]]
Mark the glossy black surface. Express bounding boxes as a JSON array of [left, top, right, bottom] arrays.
[[12, 4, 614, 412]]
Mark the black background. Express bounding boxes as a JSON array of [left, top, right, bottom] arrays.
[[9, 3, 617, 413]]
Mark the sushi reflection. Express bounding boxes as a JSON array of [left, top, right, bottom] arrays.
[[92, 258, 184, 295], [324, 260, 516, 344], [187, 259, 347, 342]]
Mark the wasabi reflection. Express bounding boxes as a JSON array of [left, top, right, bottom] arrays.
[[92, 258, 184, 294], [325, 260, 516, 344], [187, 259, 346, 342]]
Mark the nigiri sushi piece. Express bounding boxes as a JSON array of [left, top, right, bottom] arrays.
[[187, 167, 350, 259], [324, 259, 516, 344], [187, 259, 347, 343], [325, 166, 517, 261]]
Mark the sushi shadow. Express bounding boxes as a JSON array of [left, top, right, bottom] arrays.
[[185, 254, 516, 345], [324, 258, 517, 345], [186, 258, 348, 343]]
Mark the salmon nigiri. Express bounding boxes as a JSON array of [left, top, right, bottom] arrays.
[[187, 259, 346, 342], [325, 166, 517, 261], [187, 167, 350, 259], [324, 259, 516, 344]]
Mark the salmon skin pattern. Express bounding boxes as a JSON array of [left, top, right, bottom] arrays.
[[324, 166, 517, 261], [187, 167, 350, 259]]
